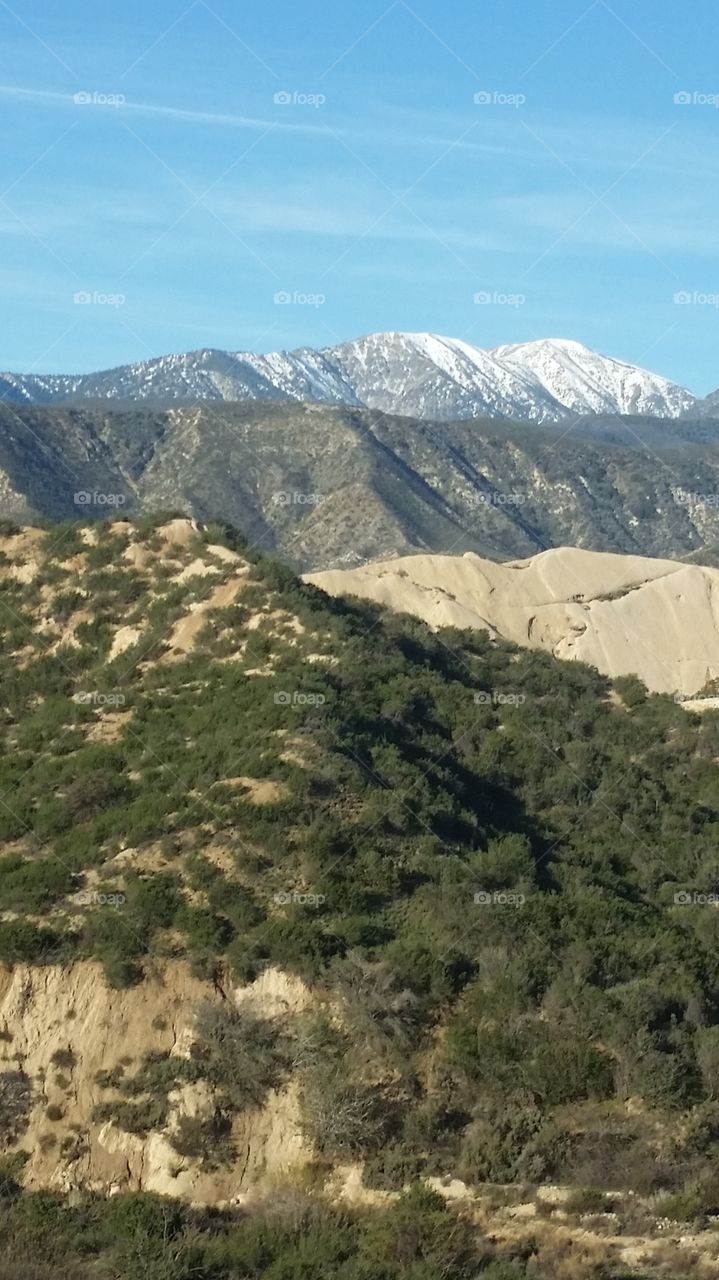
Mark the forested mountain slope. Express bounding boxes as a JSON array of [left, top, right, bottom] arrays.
[[2, 401, 719, 571]]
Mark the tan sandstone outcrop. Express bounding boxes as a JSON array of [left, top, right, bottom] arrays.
[[306, 546, 719, 697]]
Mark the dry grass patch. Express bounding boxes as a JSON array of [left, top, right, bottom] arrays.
[[85, 709, 133, 745], [216, 777, 289, 805]]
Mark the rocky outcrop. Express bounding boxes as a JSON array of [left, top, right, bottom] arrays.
[[307, 546, 719, 697], [0, 961, 314, 1203]]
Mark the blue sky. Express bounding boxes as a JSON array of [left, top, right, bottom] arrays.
[[2, 0, 719, 390]]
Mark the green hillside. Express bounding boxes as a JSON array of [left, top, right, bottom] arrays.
[[1, 515, 719, 1275]]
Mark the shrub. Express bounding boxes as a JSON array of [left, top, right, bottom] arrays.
[[0, 1072, 33, 1145], [656, 1175, 719, 1222], [94, 1096, 167, 1135], [192, 1001, 289, 1111], [613, 674, 648, 707], [0, 857, 74, 913], [458, 1097, 546, 1185], [0, 923, 62, 965], [50, 1049, 75, 1071], [357, 1184, 488, 1278], [330, 951, 423, 1064], [62, 771, 130, 823], [564, 1186, 615, 1215], [103, 1190, 184, 1241], [300, 1065, 401, 1159], [169, 1112, 234, 1167]]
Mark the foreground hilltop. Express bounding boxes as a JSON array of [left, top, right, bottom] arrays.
[[2, 516, 719, 1275], [307, 545, 719, 697]]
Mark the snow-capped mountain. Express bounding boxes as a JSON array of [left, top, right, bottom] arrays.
[[0, 349, 361, 409], [0, 333, 698, 423], [493, 338, 694, 419], [320, 332, 569, 421]]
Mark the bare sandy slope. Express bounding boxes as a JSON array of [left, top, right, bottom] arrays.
[[305, 546, 719, 696]]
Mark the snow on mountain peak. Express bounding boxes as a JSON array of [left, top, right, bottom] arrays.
[[0, 330, 699, 423], [490, 336, 693, 418]]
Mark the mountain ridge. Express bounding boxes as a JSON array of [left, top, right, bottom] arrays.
[[4, 401, 719, 571], [0, 331, 703, 423]]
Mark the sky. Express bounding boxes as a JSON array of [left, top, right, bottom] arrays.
[[1, 0, 719, 391]]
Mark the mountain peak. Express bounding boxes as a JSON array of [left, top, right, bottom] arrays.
[[498, 336, 597, 355]]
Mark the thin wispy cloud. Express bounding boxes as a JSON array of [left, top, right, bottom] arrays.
[[0, 84, 321, 134], [1, 82, 690, 171]]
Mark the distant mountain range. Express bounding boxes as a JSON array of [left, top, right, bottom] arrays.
[[1, 332, 711, 424], [3, 400, 719, 571]]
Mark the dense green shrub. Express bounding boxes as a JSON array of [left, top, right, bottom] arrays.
[[0, 857, 74, 912]]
